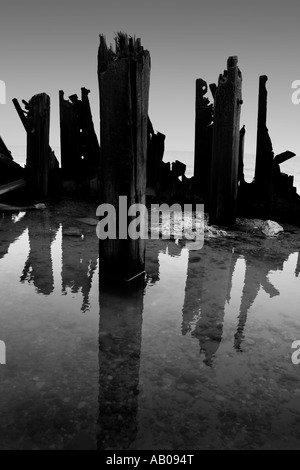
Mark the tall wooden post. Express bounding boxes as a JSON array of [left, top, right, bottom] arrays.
[[238, 125, 246, 184], [209, 57, 242, 226], [193, 79, 213, 203], [254, 75, 274, 202], [59, 90, 81, 181], [26, 93, 50, 198], [98, 33, 151, 281]]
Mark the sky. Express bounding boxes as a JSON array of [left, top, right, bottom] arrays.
[[0, 0, 299, 158]]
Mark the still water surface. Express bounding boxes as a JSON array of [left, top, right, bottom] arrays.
[[0, 201, 300, 450]]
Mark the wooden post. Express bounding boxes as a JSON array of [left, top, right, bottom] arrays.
[[0, 136, 13, 160], [13, 97, 59, 179], [238, 125, 245, 184], [254, 75, 274, 202], [193, 79, 213, 202], [80, 87, 101, 173], [59, 90, 81, 181], [209, 56, 242, 226], [98, 33, 151, 281], [59, 88, 100, 192], [26, 93, 50, 198], [12, 98, 28, 131]]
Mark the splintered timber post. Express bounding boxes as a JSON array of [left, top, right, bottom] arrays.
[[254, 76, 274, 202], [98, 33, 151, 281], [209, 57, 242, 226], [26, 93, 50, 198], [193, 79, 213, 202]]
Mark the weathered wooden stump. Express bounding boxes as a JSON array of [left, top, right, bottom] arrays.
[[98, 33, 151, 281], [209, 56, 242, 226], [26, 93, 50, 199]]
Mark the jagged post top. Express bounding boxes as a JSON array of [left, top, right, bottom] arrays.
[[98, 32, 150, 73], [218, 56, 242, 85], [227, 56, 238, 68]]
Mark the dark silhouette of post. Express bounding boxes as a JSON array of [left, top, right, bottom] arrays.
[[238, 125, 246, 185], [59, 90, 81, 182], [59, 88, 100, 190], [254, 76, 274, 204], [26, 93, 50, 198], [209, 57, 242, 226], [146, 117, 166, 198], [98, 33, 151, 281], [193, 79, 213, 203]]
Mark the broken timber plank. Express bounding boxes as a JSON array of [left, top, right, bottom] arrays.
[[0, 179, 26, 196], [274, 151, 296, 165], [0, 203, 46, 212]]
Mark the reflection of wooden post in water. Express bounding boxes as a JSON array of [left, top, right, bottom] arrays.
[[97, 277, 145, 450], [61, 231, 98, 312], [209, 57, 242, 226], [182, 247, 238, 366], [98, 33, 150, 281], [234, 253, 287, 351], [26, 93, 50, 198], [20, 213, 58, 295], [0, 215, 27, 260]]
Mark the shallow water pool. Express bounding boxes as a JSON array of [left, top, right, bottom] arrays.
[[0, 201, 300, 450]]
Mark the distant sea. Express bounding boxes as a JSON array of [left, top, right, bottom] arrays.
[[9, 146, 300, 196]]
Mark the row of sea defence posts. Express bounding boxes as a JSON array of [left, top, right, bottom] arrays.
[[1, 32, 300, 281]]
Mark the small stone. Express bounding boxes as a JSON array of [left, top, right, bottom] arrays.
[[261, 220, 284, 237], [215, 394, 225, 402], [245, 338, 255, 346]]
